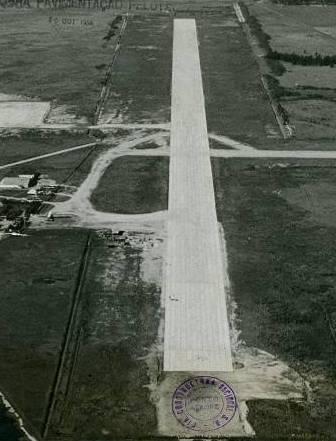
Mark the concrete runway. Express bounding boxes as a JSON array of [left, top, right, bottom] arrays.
[[163, 19, 233, 372]]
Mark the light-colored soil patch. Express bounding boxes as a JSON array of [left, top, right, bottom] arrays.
[[140, 233, 164, 286], [280, 64, 336, 89], [46, 104, 88, 125], [0, 93, 36, 102], [0, 101, 50, 127]]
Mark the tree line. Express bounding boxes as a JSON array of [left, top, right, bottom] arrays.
[[269, 50, 336, 67]]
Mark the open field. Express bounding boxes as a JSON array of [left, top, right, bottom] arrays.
[[101, 15, 172, 124], [213, 157, 336, 438], [247, 2, 336, 140], [91, 156, 169, 214], [0, 229, 88, 436], [0, 9, 122, 122], [47, 233, 162, 440], [280, 63, 336, 89], [0, 132, 93, 166], [197, 10, 280, 146], [276, 4, 336, 26], [281, 99, 336, 140], [249, 3, 336, 55]]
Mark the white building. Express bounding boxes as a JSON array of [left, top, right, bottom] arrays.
[[0, 176, 31, 189]]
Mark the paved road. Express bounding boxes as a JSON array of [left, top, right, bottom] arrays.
[[211, 149, 336, 158], [163, 19, 233, 372]]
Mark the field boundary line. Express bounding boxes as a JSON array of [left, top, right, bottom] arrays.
[[233, 2, 246, 23], [260, 75, 292, 139], [42, 233, 92, 439], [93, 14, 129, 125], [234, 3, 293, 140]]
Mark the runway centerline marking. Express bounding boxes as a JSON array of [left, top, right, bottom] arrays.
[[163, 19, 233, 372]]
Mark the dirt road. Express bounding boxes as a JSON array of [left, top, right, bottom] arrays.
[[51, 133, 168, 229], [210, 149, 336, 158]]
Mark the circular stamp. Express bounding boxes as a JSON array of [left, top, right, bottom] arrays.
[[172, 376, 236, 432]]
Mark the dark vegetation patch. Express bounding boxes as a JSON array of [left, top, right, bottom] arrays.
[[0, 402, 27, 441], [264, 74, 293, 100], [134, 139, 167, 149], [0, 229, 88, 434], [0, 198, 41, 220], [248, 399, 336, 440], [91, 156, 169, 214], [269, 50, 336, 67], [102, 15, 123, 43]]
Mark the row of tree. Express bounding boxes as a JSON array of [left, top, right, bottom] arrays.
[[269, 50, 336, 67]]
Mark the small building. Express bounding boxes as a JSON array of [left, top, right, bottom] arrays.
[[0, 176, 31, 189], [18, 174, 34, 179]]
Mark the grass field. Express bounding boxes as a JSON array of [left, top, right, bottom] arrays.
[[0, 229, 88, 435], [101, 15, 172, 124], [0, 132, 93, 166], [197, 11, 280, 146], [213, 157, 336, 438], [91, 156, 169, 213], [280, 63, 336, 90], [248, 2, 336, 141], [281, 99, 336, 140], [249, 3, 336, 56], [51, 233, 161, 439], [0, 9, 121, 122]]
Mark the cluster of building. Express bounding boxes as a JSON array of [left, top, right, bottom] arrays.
[[0, 202, 31, 235], [0, 173, 58, 200], [0, 172, 59, 235], [97, 229, 159, 249], [0, 215, 26, 234]]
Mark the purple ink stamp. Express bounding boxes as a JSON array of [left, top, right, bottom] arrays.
[[172, 376, 237, 431]]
